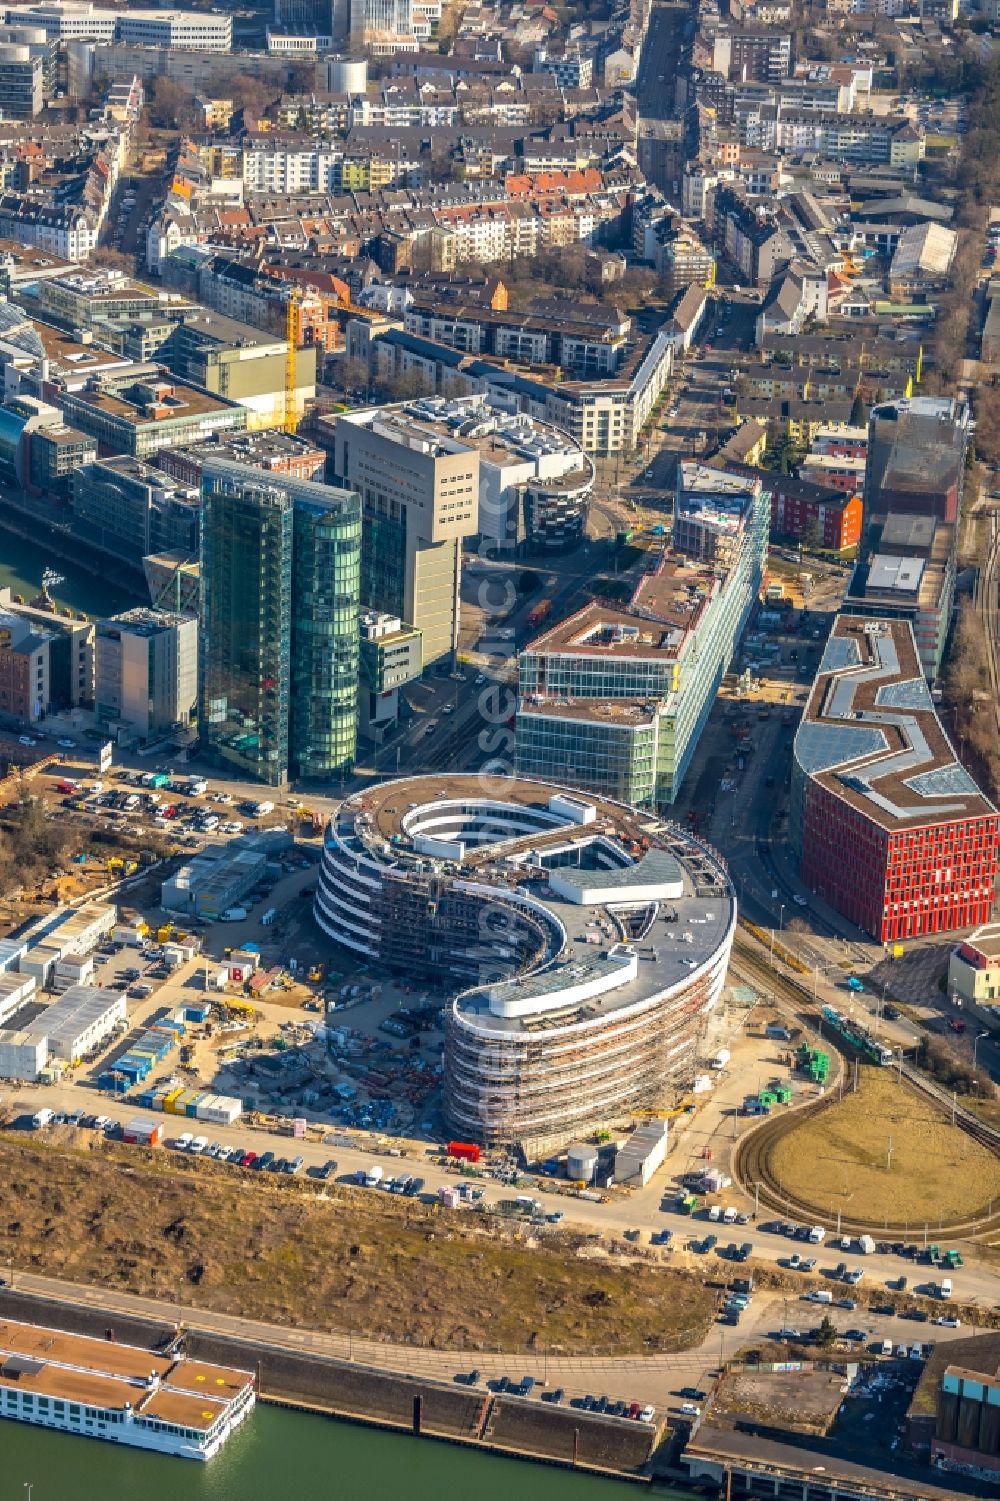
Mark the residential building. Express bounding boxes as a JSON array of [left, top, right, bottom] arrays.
[[95, 607, 197, 744], [199, 460, 361, 785], [329, 404, 478, 663], [711, 28, 792, 83], [791, 616, 998, 943], [515, 464, 768, 807], [761, 469, 863, 551], [948, 925, 1000, 1010], [0, 589, 93, 721], [754, 264, 828, 340]]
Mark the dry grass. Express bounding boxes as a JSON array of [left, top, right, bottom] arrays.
[[0, 1132, 715, 1355], [768, 1070, 1000, 1225]]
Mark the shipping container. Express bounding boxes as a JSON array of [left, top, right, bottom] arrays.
[[447, 1141, 481, 1163], [185, 1004, 210, 1023]]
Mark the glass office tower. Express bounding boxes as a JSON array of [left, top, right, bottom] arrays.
[[290, 493, 361, 779], [200, 466, 293, 785], [199, 459, 362, 785]]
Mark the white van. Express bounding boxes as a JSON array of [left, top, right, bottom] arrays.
[[940, 1278, 953, 1299], [722, 1206, 737, 1224], [708, 1204, 722, 1222], [879, 1338, 893, 1357], [807, 1289, 833, 1304]]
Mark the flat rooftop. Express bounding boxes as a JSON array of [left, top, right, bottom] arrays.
[[351, 396, 588, 473], [0, 1317, 252, 1433], [523, 599, 690, 661], [794, 616, 996, 832], [335, 774, 734, 1037], [67, 377, 238, 426]]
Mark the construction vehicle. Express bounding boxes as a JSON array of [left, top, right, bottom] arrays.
[[307, 962, 325, 983], [635, 1098, 694, 1120]]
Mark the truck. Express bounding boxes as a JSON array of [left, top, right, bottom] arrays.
[[939, 1278, 953, 1300], [808, 1225, 826, 1244], [365, 1165, 384, 1188], [858, 1234, 876, 1255], [32, 1108, 54, 1129], [220, 907, 248, 922], [712, 1048, 731, 1070], [260, 908, 277, 927], [526, 598, 552, 630]]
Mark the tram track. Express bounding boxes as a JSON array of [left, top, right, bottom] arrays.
[[729, 934, 1000, 1237]]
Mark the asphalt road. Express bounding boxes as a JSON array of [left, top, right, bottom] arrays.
[[12, 1076, 998, 1314], [4, 1264, 983, 1412], [636, 3, 692, 122]]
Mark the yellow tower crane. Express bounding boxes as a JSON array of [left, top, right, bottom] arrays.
[[284, 289, 302, 434]]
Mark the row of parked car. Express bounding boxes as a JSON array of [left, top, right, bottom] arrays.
[[170, 1134, 337, 1180], [452, 1369, 656, 1422]]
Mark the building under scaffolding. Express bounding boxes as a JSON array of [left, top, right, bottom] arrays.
[[314, 774, 735, 1156]]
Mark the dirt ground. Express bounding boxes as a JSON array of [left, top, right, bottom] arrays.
[[768, 1070, 1000, 1224], [0, 1134, 716, 1356], [716, 1368, 844, 1434]]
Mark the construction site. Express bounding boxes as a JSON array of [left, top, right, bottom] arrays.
[[314, 774, 737, 1156]]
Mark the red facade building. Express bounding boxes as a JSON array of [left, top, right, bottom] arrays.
[[792, 617, 998, 943], [769, 480, 863, 551]]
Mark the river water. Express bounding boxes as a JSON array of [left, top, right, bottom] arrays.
[[0, 525, 141, 619], [3, 1404, 701, 1500]]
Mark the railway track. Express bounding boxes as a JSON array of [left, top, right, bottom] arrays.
[[729, 934, 1000, 1237], [973, 508, 1000, 735]]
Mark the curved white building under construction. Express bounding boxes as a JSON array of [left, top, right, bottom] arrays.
[[314, 774, 735, 1153]]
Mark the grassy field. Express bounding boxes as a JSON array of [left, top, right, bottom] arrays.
[[768, 1069, 1000, 1225], [0, 1132, 715, 1355]]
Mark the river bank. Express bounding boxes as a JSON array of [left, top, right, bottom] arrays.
[[0, 520, 142, 618], [1, 1403, 703, 1501]]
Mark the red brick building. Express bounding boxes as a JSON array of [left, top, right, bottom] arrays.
[[768, 477, 863, 551], [715, 461, 862, 550], [792, 617, 998, 943]]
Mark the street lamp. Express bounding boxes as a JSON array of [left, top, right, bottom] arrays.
[[974, 1030, 990, 1073]]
